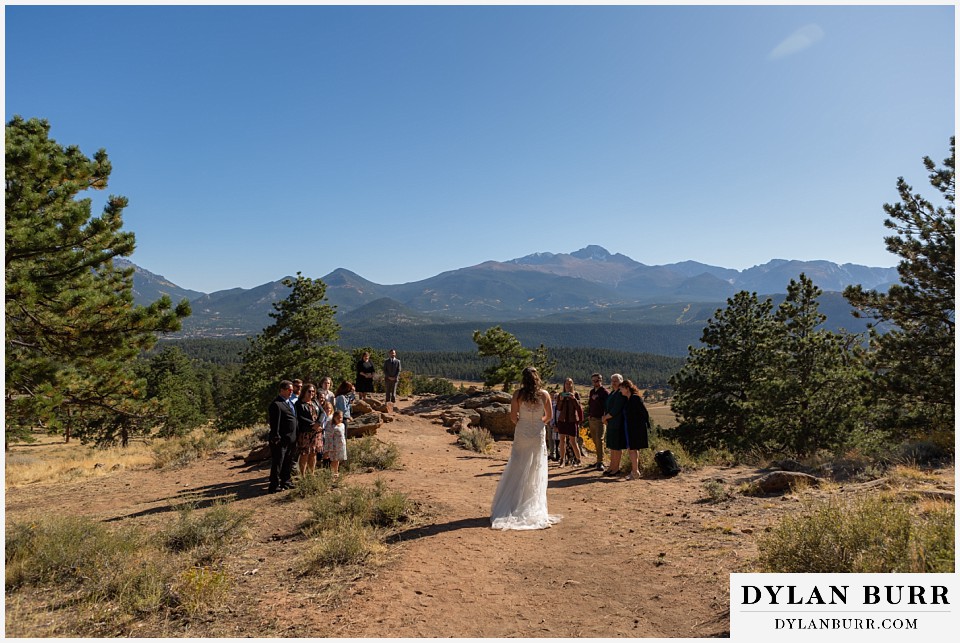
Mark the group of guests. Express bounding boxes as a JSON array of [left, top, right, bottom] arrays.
[[266, 378, 354, 493], [265, 348, 404, 493], [546, 372, 650, 481]]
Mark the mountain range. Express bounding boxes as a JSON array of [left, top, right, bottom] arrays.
[[120, 247, 898, 353]]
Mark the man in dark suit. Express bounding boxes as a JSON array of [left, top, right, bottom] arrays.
[[267, 379, 298, 493]]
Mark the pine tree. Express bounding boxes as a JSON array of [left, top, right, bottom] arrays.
[[764, 274, 865, 455], [472, 326, 536, 391], [137, 346, 209, 437], [5, 116, 190, 445], [844, 138, 955, 446], [667, 291, 779, 453], [219, 273, 349, 430]]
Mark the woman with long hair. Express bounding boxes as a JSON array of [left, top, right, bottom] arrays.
[[618, 378, 651, 481], [294, 384, 324, 476], [317, 376, 336, 407], [555, 377, 584, 467], [490, 367, 561, 530], [334, 380, 356, 422]]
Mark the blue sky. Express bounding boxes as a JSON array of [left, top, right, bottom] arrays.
[[5, 3, 955, 293]]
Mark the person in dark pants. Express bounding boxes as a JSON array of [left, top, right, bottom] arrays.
[[383, 349, 402, 405], [268, 380, 299, 493], [586, 373, 609, 471]]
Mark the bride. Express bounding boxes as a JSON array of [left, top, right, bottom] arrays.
[[490, 366, 562, 530]]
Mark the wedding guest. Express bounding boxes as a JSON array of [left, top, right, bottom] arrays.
[[267, 380, 298, 493], [555, 378, 584, 467], [355, 352, 375, 400], [289, 379, 303, 405], [587, 373, 609, 471], [334, 380, 356, 421], [317, 376, 336, 407], [602, 373, 626, 477], [324, 410, 348, 480], [618, 379, 651, 481], [383, 349, 402, 405], [295, 384, 324, 477]]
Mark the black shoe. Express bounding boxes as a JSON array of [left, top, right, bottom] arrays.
[[267, 487, 280, 494], [595, 462, 605, 471]]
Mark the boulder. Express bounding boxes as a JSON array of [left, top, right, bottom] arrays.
[[347, 412, 381, 438], [367, 399, 389, 413], [477, 404, 515, 437], [440, 409, 481, 428], [352, 399, 373, 416], [463, 391, 512, 409], [770, 459, 809, 473], [748, 471, 821, 494]]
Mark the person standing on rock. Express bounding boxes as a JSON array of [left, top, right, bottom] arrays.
[[602, 373, 626, 477], [383, 349, 402, 406], [355, 352, 375, 400], [587, 373, 609, 471], [267, 380, 298, 493]]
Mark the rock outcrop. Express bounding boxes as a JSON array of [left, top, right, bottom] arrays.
[[403, 390, 519, 438]]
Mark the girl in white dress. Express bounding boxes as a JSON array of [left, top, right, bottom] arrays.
[[324, 410, 348, 480], [490, 367, 562, 530]]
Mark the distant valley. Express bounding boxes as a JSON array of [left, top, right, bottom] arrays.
[[123, 246, 897, 357]]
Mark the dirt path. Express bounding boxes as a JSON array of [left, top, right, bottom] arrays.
[[6, 399, 820, 637]]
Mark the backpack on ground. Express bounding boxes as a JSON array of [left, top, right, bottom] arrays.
[[654, 449, 680, 477]]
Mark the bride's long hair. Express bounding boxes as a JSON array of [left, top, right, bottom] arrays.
[[517, 367, 542, 404]]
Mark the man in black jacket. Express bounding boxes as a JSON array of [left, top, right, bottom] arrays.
[[267, 380, 298, 493]]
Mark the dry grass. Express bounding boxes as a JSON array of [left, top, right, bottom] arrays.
[[885, 464, 943, 487], [5, 433, 154, 489]]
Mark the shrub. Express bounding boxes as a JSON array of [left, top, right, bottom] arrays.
[[302, 518, 384, 570], [305, 479, 411, 532], [344, 435, 400, 472], [702, 480, 734, 503], [152, 428, 226, 469], [171, 566, 232, 616], [6, 515, 140, 589], [910, 502, 955, 572], [100, 554, 175, 614], [225, 426, 269, 451], [757, 496, 955, 573], [161, 501, 250, 559], [371, 488, 412, 527], [287, 468, 334, 499], [457, 426, 493, 454], [893, 440, 950, 466], [5, 515, 177, 614], [411, 375, 457, 396]]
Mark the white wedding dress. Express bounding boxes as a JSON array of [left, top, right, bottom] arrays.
[[490, 397, 561, 530]]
